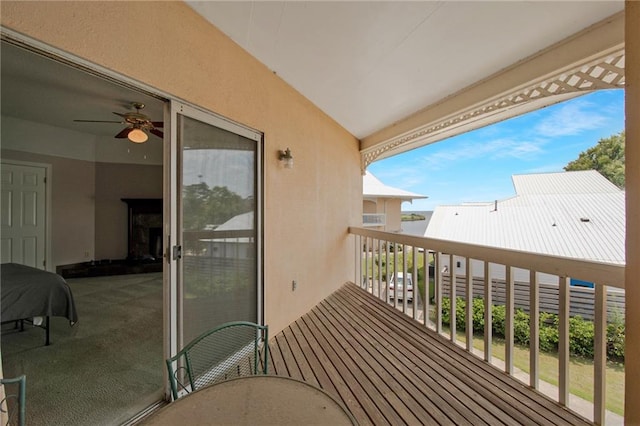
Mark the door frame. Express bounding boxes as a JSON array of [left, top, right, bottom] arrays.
[[168, 100, 264, 363], [1, 159, 53, 271], [2, 26, 265, 403]]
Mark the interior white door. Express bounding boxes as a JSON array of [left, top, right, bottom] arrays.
[[1, 162, 47, 269]]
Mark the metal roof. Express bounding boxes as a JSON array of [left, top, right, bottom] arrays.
[[363, 172, 427, 200], [512, 170, 621, 194], [425, 171, 624, 264]]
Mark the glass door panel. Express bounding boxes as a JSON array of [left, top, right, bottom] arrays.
[[174, 105, 261, 347]]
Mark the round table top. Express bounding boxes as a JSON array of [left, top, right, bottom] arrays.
[[143, 375, 357, 425]]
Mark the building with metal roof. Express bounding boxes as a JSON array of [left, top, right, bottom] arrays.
[[363, 172, 427, 232], [426, 170, 625, 265]]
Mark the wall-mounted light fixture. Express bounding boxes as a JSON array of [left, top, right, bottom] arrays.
[[128, 127, 148, 143], [278, 148, 294, 169]]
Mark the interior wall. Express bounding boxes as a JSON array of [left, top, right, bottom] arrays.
[[94, 162, 162, 260], [1, 115, 164, 268], [1, 149, 95, 267], [1, 1, 361, 335]]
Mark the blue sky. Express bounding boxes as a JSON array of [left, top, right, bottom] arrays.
[[367, 89, 625, 212]]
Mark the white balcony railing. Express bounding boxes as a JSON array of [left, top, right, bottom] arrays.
[[349, 226, 625, 425], [362, 213, 386, 227]]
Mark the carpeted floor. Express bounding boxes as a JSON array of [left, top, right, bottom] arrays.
[[1, 272, 164, 425]]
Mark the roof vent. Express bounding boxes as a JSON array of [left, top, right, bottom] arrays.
[[580, 217, 590, 223]]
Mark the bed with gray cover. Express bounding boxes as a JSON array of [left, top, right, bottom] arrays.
[[1, 263, 78, 345]]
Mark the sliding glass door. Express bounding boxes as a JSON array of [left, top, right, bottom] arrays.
[[169, 102, 262, 352]]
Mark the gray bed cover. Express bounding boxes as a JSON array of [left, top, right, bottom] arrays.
[[1, 263, 78, 324]]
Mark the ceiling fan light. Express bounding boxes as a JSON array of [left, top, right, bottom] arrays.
[[128, 128, 148, 143]]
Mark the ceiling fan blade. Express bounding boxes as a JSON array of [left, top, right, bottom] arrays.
[[115, 127, 133, 139], [150, 128, 164, 139], [74, 119, 123, 123], [113, 112, 128, 119], [151, 121, 164, 128]]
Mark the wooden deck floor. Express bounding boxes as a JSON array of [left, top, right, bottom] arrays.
[[267, 282, 592, 426]]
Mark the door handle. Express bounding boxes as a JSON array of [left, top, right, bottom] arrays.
[[172, 245, 182, 260]]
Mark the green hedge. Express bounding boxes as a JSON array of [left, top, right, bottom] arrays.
[[441, 297, 624, 362]]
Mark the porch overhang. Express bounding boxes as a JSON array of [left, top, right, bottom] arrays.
[[360, 11, 625, 170]]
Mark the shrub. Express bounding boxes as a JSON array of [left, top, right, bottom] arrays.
[[513, 310, 530, 346], [492, 304, 506, 336], [538, 312, 559, 352], [569, 316, 594, 358], [607, 316, 625, 361], [472, 298, 485, 333], [437, 298, 624, 361]]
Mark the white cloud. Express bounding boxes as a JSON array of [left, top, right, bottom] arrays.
[[534, 99, 608, 137], [419, 137, 546, 170]]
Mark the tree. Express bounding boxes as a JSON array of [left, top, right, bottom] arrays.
[[564, 131, 625, 188], [182, 183, 251, 230]]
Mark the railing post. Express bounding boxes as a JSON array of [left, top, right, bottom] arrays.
[[505, 265, 514, 375], [402, 244, 408, 313], [559, 276, 570, 406], [423, 249, 429, 326], [529, 270, 539, 389], [435, 252, 442, 334], [412, 247, 418, 321], [363, 237, 369, 289], [385, 240, 391, 303], [393, 244, 399, 310], [370, 238, 376, 293], [484, 261, 492, 362], [465, 257, 473, 352], [450, 253, 456, 342], [377, 238, 382, 299], [594, 283, 607, 425], [354, 235, 359, 287]]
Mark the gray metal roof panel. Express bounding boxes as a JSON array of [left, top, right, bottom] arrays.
[[426, 172, 624, 264], [512, 170, 621, 194]]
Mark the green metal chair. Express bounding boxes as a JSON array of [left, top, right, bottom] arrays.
[[166, 321, 269, 401], [1, 375, 26, 426]]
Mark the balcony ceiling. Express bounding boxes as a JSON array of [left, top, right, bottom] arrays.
[[0, 2, 624, 165], [187, 1, 624, 162]]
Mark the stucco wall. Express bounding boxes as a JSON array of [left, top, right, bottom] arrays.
[[363, 200, 377, 214], [625, 1, 639, 423], [1, 1, 361, 335], [385, 199, 403, 232]]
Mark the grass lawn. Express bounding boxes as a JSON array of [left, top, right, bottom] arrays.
[[361, 248, 431, 281], [437, 326, 625, 416]]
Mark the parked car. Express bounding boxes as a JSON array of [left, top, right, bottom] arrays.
[[389, 272, 413, 301]]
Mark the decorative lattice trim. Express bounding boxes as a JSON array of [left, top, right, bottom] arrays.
[[362, 51, 625, 170]]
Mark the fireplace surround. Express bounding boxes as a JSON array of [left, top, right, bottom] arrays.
[[56, 198, 163, 278], [122, 198, 163, 261]]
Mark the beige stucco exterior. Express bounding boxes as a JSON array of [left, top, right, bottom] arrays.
[[0, 1, 361, 335], [363, 198, 403, 232], [625, 1, 639, 423]]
